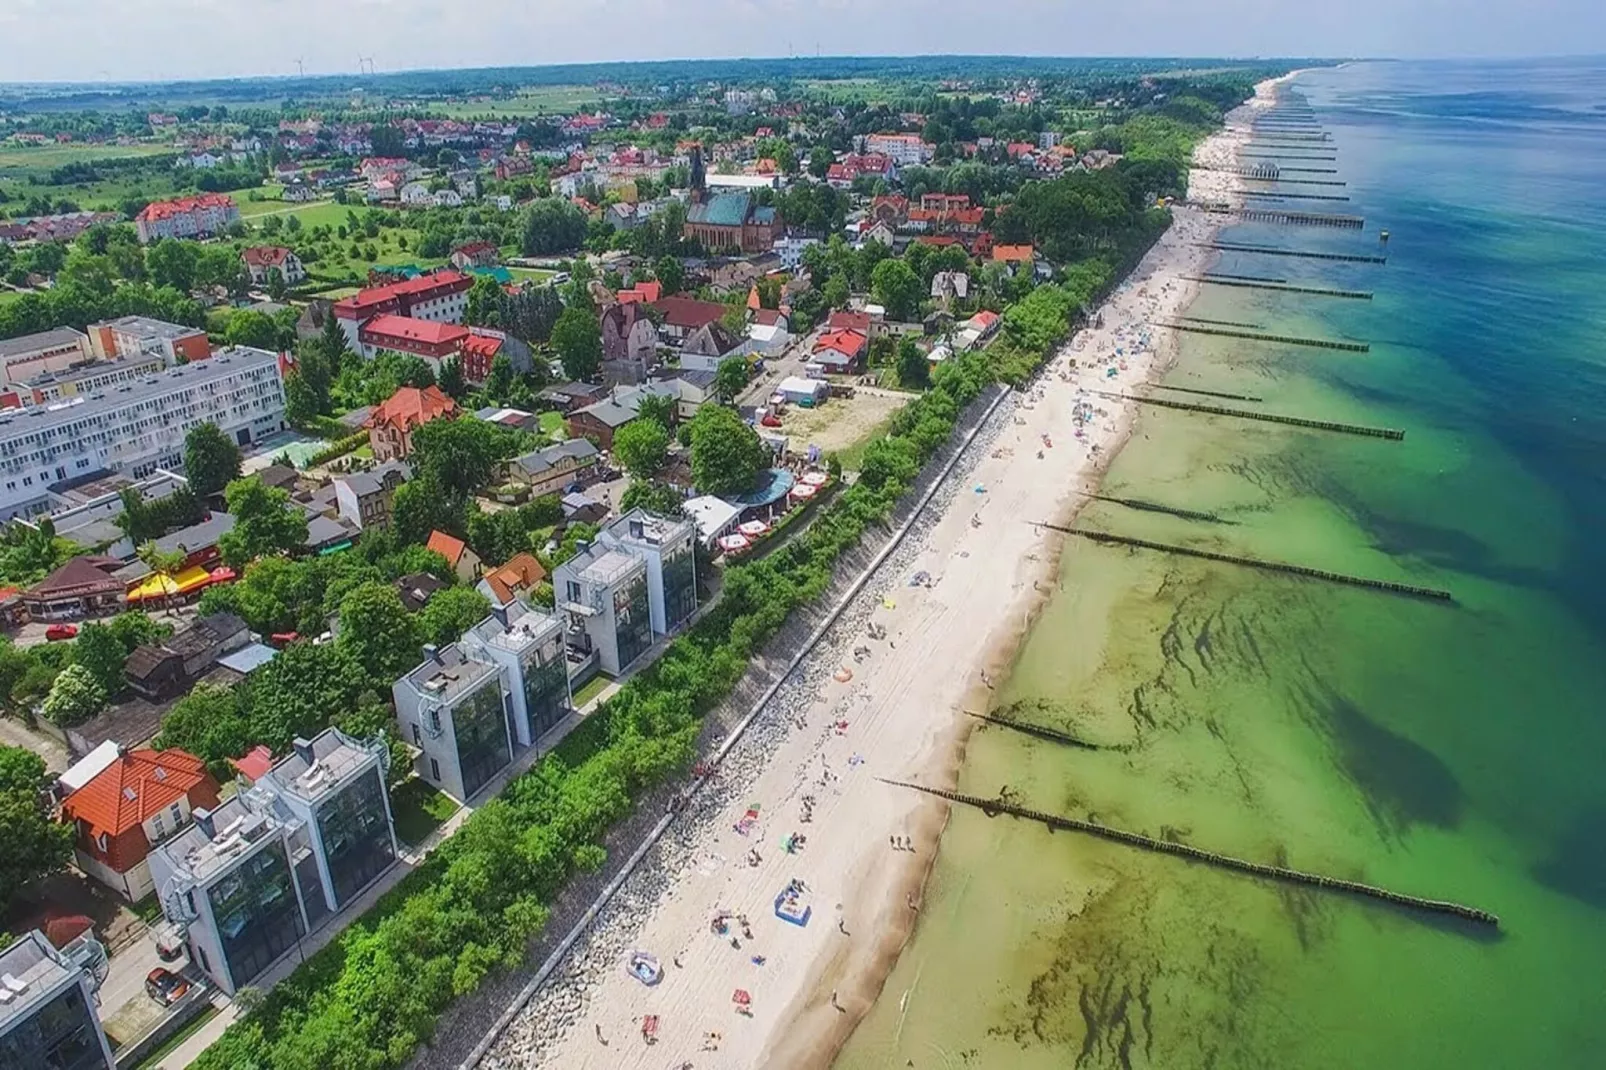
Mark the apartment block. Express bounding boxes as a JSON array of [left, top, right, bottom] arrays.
[[88, 315, 212, 366], [331, 270, 472, 354], [134, 193, 240, 243], [0, 346, 286, 520], [0, 327, 91, 386], [392, 642, 515, 803], [462, 599, 574, 746], [0, 930, 115, 1070], [552, 509, 697, 677], [148, 729, 396, 995], [0, 350, 168, 410]]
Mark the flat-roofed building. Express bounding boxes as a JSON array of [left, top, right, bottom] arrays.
[[0, 327, 90, 386], [0, 930, 114, 1070], [87, 315, 211, 366], [391, 642, 514, 802]]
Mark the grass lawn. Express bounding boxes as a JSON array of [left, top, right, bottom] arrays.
[[538, 410, 564, 436], [130, 894, 165, 926], [571, 674, 611, 709], [430, 85, 601, 119], [0, 289, 26, 307], [389, 779, 461, 846], [127, 1005, 220, 1070], [830, 409, 902, 474], [0, 142, 174, 172], [508, 267, 557, 284]]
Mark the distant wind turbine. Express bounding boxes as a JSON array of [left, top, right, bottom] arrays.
[[294, 58, 305, 77]]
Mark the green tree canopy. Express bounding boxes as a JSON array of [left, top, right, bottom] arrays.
[[870, 257, 923, 322], [612, 418, 670, 481], [714, 356, 749, 403], [42, 663, 106, 726], [337, 582, 423, 683], [0, 746, 74, 908], [552, 306, 601, 382], [895, 335, 931, 389], [653, 255, 684, 296], [419, 586, 492, 647], [183, 422, 243, 497], [520, 198, 588, 256], [219, 477, 309, 568], [688, 404, 767, 496]]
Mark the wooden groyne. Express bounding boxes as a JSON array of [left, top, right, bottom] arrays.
[[878, 780, 1498, 928], [1150, 383, 1265, 402], [1178, 315, 1266, 330], [1045, 524, 1454, 602], [1276, 166, 1342, 175], [1240, 153, 1338, 162], [1198, 242, 1387, 265], [1238, 190, 1352, 202], [1186, 276, 1374, 300], [1080, 491, 1229, 525], [1202, 271, 1288, 284], [1100, 391, 1403, 440], [964, 711, 1104, 750], [1203, 206, 1364, 229], [1240, 176, 1349, 187], [1158, 320, 1371, 352]]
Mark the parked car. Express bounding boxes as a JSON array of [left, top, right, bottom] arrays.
[[145, 967, 190, 1005], [45, 623, 78, 641]]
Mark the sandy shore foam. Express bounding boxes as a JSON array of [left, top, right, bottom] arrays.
[[481, 76, 1286, 1070]]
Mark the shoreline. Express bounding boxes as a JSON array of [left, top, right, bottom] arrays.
[[481, 77, 1287, 1070]]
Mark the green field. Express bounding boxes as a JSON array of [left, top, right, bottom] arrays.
[[0, 141, 174, 172], [428, 85, 602, 119]]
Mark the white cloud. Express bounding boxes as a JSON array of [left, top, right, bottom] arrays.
[[1, 0, 1599, 83]]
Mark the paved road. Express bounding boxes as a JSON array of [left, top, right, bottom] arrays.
[[0, 713, 67, 772]]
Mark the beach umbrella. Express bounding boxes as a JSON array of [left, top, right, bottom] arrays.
[[718, 533, 751, 553], [790, 483, 817, 500], [739, 520, 769, 537], [732, 989, 752, 1006], [802, 470, 829, 486]]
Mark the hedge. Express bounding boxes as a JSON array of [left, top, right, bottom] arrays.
[[189, 242, 1159, 1069], [303, 431, 370, 468]]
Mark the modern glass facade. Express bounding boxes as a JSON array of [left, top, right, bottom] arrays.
[[520, 636, 570, 741], [315, 767, 395, 910], [454, 681, 511, 799], [614, 574, 653, 671], [207, 842, 306, 990], [0, 983, 107, 1070], [662, 545, 697, 627]]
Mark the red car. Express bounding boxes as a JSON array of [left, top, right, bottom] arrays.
[[145, 967, 190, 1005], [45, 623, 78, 641]]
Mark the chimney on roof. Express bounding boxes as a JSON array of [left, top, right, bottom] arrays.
[[491, 604, 509, 629], [193, 807, 215, 840], [291, 737, 313, 765], [422, 642, 440, 664]]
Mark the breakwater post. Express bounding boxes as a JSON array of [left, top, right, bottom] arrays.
[[1045, 524, 1454, 602], [1195, 242, 1387, 265], [964, 711, 1104, 749], [1187, 276, 1375, 300], [1238, 190, 1353, 202], [1077, 490, 1230, 524], [1156, 320, 1371, 352], [1203, 205, 1364, 229], [1150, 383, 1266, 402], [877, 779, 1500, 929], [1103, 390, 1402, 439]]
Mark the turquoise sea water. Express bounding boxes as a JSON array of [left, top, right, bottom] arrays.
[[837, 59, 1606, 1069]]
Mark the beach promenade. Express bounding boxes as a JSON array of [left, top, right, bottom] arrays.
[[477, 78, 1285, 1070]]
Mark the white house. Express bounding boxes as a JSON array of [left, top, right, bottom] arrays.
[[400, 182, 433, 206], [747, 321, 790, 356], [433, 188, 464, 208]]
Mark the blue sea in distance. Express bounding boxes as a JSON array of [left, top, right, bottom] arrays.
[[837, 58, 1606, 1069]]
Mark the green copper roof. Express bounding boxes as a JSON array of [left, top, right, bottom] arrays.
[[687, 192, 753, 228]]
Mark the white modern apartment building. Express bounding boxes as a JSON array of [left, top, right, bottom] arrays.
[[134, 193, 241, 243], [0, 346, 286, 520], [0, 930, 114, 1070], [863, 133, 934, 166], [552, 509, 697, 677], [149, 729, 397, 996]]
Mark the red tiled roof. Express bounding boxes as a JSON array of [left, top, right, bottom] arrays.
[[752, 308, 785, 327], [371, 384, 458, 432], [62, 748, 220, 875], [426, 529, 468, 566], [136, 193, 236, 222], [814, 328, 867, 359], [653, 295, 727, 330], [229, 745, 274, 782], [827, 310, 871, 333], [333, 269, 472, 316], [993, 244, 1035, 262], [241, 245, 293, 268], [460, 332, 503, 359], [360, 314, 470, 348], [484, 553, 547, 605], [970, 310, 1001, 329]]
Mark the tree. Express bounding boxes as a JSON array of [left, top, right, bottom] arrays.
[[619, 480, 685, 516], [871, 257, 923, 322], [184, 423, 243, 497], [520, 197, 588, 256], [146, 239, 198, 292], [484, 352, 515, 403], [219, 478, 309, 567], [688, 404, 767, 496], [634, 391, 677, 431], [437, 356, 467, 401], [409, 417, 505, 500], [319, 306, 353, 364], [419, 586, 492, 647], [72, 622, 131, 697], [154, 684, 252, 768], [808, 146, 834, 179], [246, 642, 367, 751], [42, 664, 106, 726], [714, 355, 749, 404], [464, 274, 503, 327], [895, 335, 931, 389], [137, 541, 189, 615], [654, 255, 684, 296], [0, 746, 73, 908], [267, 268, 287, 302], [552, 306, 601, 382], [613, 418, 669, 481], [283, 369, 319, 426], [224, 309, 282, 350], [337, 582, 422, 684]]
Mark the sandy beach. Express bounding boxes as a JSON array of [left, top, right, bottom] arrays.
[[482, 77, 1287, 1070]]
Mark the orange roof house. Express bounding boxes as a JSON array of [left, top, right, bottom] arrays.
[[992, 244, 1035, 263], [480, 552, 548, 606], [61, 747, 221, 901], [427, 529, 483, 582], [367, 384, 458, 462]]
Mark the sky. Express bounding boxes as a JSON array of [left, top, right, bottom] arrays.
[[0, 0, 1602, 83]]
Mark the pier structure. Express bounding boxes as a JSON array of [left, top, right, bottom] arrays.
[[1186, 275, 1375, 300], [1156, 320, 1371, 351], [1100, 391, 1402, 439], [1195, 241, 1386, 265]]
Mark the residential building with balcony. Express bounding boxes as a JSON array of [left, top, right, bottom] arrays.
[[0, 930, 114, 1070], [552, 509, 696, 677], [149, 729, 396, 995], [0, 327, 90, 386], [0, 346, 287, 520], [241, 246, 307, 286], [391, 642, 515, 803], [0, 350, 168, 411], [462, 599, 573, 747]]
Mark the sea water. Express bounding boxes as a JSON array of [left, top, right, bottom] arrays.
[[836, 59, 1606, 1070]]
